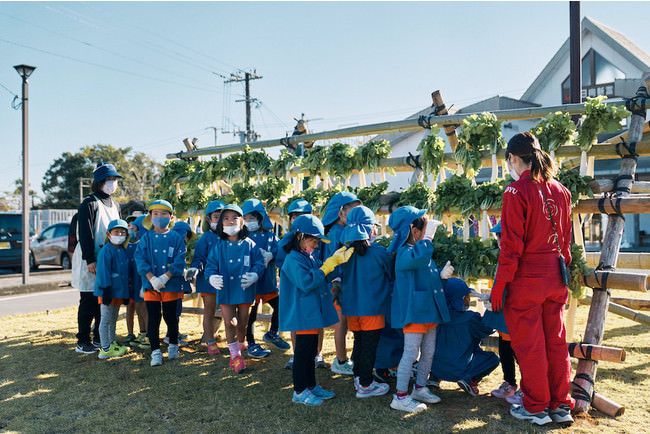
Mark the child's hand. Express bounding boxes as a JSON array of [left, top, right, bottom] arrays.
[[260, 249, 273, 267], [241, 272, 259, 289], [440, 261, 454, 279], [320, 246, 355, 276], [149, 276, 165, 292], [209, 275, 224, 290], [184, 268, 199, 281], [423, 219, 443, 241]]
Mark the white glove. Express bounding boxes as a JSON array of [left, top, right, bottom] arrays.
[[260, 249, 273, 267], [184, 268, 199, 281], [423, 219, 443, 241], [241, 272, 259, 289], [440, 261, 454, 279], [149, 276, 165, 292], [209, 275, 223, 290]]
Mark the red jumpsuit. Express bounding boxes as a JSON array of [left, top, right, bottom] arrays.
[[496, 169, 573, 413]]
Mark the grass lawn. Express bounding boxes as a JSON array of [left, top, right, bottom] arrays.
[[0, 300, 648, 433]]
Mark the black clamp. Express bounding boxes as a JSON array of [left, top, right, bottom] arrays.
[[572, 373, 596, 404], [625, 86, 649, 118], [616, 139, 639, 161], [569, 342, 594, 361], [406, 152, 423, 171], [418, 114, 434, 129]]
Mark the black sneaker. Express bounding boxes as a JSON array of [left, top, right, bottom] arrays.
[[549, 404, 574, 425], [373, 369, 391, 383], [92, 338, 102, 350], [75, 342, 95, 354]]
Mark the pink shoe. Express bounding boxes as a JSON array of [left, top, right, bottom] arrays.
[[506, 389, 524, 405], [491, 381, 516, 399], [207, 341, 220, 355], [238, 342, 248, 352], [230, 355, 246, 373]]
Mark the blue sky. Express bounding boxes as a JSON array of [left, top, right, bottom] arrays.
[[1, 1, 649, 200]]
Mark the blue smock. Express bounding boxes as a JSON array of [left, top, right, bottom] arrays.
[[134, 229, 187, 293], [204, 237, 264, 305], [126, 241, 144, 302], [339, 244, 393, 317], [431, 310, 499, 382], [94, 242, 130, 300], [391, 240, 450, 329], [277, 233, 322, 271], [190, 230, 221, 294], [482, 310, 509, 334], [248, 229, 279, 296], [279, 249, 338, 332]]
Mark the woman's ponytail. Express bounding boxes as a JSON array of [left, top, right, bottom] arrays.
[[507, 132, 556, 182], [530, 148, 556, 182]]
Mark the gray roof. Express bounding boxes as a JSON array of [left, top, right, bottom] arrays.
[[521, 16, 650, 102]]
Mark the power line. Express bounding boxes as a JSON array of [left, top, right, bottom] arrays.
[[0, 36, 221, 94]]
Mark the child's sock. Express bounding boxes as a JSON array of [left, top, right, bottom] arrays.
[[396, 391, 408, 399], [337, 358, 348, 365], [415, 384, 423, 390], [268, 328, 278, 335], [228, 342, 240, 359]]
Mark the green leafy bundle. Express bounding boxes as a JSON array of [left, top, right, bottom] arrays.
[[356, 139, 395, 175], [475, 178, 509, 212], [224, 182, 258, 206], [431, 227, 465, 269], [255, 178, 292, 210], [556, 167, 594, 207], [352, 181, 389, 213], [395, 182, 435, 211], [302, 145, 329, 177], [433, 175, 476, 217], [219, 152, 247, 182], [577, 96, 631, 152], [374, 235, 393, 248], [326, 142, 357, 180], [270, 149, 301, 178], [568, 243, 589, 299], [240, 146, 272, 179], [416, 126, 446, 181], [178, 184, 211, 217], [158, 160, 190, 192], [532, 111, 576, 153], [456, 113, 506, 177], [456, 236, 500, 282], [282, 188, 329, 216]]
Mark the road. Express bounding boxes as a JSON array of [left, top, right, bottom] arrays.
[[0, 288, 79, 317]]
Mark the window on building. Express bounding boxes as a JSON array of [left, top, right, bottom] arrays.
[[561, 49, 625, 103]]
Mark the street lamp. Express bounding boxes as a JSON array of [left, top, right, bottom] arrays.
[[14, 64, 36, 285]]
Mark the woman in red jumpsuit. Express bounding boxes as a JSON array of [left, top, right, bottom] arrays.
[[490, 132, 574, 426]]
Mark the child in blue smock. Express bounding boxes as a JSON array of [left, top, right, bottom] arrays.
[[430, 278, 500, 396], [94, 218, 131, 359], [279, 214, 354, 406], [205, 204, 264, 374], [339, 206, 393, 398], [388, 206, 454, 413], [134, 200, 187, 367], [242, 199, 290, 359], [166, 220, 195, 346], [125, 214, 149, 349], [186, 200, 225, 355], [321, 191, 362, 376]]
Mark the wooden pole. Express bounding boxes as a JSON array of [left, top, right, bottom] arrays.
[[589, 179, 650, 194], [572, 197, 650, 214], [567, 342, 626, 363], [582, 269, 648, 292], [578, 294, 650, 327], [569, 383, 625, 418], [586, 252, 650, 269], [431, 90, 459, 152], [609, 297, 650, 311], [572, 74, 650, 414]]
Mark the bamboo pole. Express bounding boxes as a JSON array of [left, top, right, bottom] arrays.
[[579, 294, 650, 327], [567, 342, 626, 363], [569, 382, 625, 418], [431, 90, 460, 152], [609, 297, 650, 311], [166, 100, 633, 159], [572, 197, 650, 214], [583, 269, 648, 292], [586, 252, 650, 269], [589, 179, 650, 194], [572, 75, 650, 414]]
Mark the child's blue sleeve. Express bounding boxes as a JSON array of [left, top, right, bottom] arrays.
[[395, 240, 434, 272], [269, 234, 279, 258], [285, 256, 326, 294], [134, 238, 153, 277], [95, 247, 111, 290], [168, 236, 187, 276], [470, 313, 495, 340], [378, 247, 395, 281], [190, 235, 208, 271], [205, 243, 220, 278], [250, 241, 265, 276]]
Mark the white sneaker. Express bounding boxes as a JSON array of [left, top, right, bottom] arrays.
[[356, 381, 390, 398], [168, 344, 179, 359], [411, 386, 441, 404], [390, 394, 427, 413], [314, 353, 327, 368], [331, 358, 354, 375], [150, 349, 163, 367]]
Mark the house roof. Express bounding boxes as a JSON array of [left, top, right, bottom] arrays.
[[521, 16, 650, 101]]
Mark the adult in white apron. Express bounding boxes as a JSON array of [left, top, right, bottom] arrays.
[[73, 162, 122, 354]]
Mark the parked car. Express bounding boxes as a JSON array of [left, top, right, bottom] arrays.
[[0, 213, 23, 271], [30, 222, 72, 270]]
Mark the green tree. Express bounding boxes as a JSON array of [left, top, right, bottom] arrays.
[[41, 144, 162, 209]]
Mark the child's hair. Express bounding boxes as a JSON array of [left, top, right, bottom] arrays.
[[91, 179, 105, 193], [324, 201, 359, 235], [406, 215, 427, 244], [506, 132, 556, 182], [216, 212, 249, 241], [350, 239, 370, 256], [246, 211, 264, 226], [283, 232, 318, 254]]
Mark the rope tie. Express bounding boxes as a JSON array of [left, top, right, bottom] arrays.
[[417, 115, 434, 129], [406, 152, 422, 170], [615, 139, 639, 161], [572, 373, 596, 404], [624, 87, 649, 118]]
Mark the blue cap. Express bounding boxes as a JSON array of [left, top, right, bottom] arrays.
[[172, 220, 194, 240], [287, 199, 313, 215], [242, 198, 273, 230], [131, 215, 147, 235], [489, 220, 502, 234], [206, 200, 226, 216], [444, 278, 471, 317], [387, 206, 427, 254], [148, 199, 174, 213], [291, 214, 330, 244], [341, 206, 377, 244], [321, 191, 362, 226], [107, 218, 129, 232], [93, 162, 122, 183], [222, 204, 243, 216]]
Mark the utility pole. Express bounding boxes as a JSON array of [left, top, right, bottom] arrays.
[[569, 1, 581, 104], [225, 70, 262, 142]]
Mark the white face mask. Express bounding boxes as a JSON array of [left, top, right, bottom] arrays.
[[210, 222, 218, 231], [507, 160, 520, 181], [102, 180, 118, 195], [109, 235, 126, 245], [223, 225, 240, 236], [245, 221, 260, 232]]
